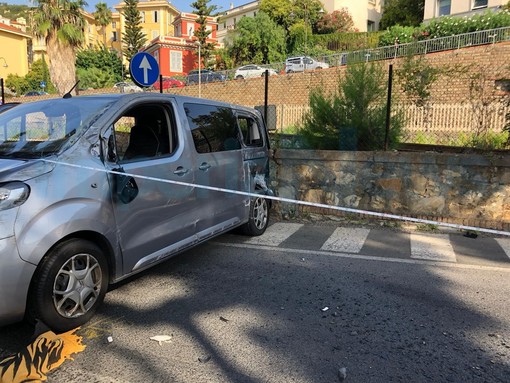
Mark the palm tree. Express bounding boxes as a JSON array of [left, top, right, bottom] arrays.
[[31, 0, 86, 95], [94, 2, 112, 46]]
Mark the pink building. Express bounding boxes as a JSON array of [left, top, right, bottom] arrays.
[[143, 12, 219, 77]]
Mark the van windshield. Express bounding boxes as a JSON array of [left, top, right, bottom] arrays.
[[0, 97, 115, 159]]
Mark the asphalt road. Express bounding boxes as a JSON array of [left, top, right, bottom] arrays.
[[1, 222, 509, 382]]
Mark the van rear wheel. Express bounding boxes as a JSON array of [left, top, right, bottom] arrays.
[[29, 239, 108, 332], [241, 197, 269, 236]]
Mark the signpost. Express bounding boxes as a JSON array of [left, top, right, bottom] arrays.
[[129, 52, 160, 88]]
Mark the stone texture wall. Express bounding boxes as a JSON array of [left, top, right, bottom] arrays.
[[271, 149, 510, 230]]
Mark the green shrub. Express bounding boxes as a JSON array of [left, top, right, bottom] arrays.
[[300, 62, 403, 151], [422, 10, 510, 39], [378, 25, 418, 47]]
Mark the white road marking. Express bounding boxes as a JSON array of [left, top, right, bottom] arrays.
[[320, 227, 370, 253], [410, 233, 457, 262], [213, 241, 510, 272], [495, 238, 510, 260], [243, 222, 303, 246]]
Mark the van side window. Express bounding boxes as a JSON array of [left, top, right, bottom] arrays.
[[113, 104, 175, 162], [184, 103, 241, 153], [237, 115, 263, 147]]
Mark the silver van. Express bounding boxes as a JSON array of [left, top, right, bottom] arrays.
[[0, 93, 272, 332]]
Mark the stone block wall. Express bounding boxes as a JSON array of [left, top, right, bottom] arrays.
[[271, 149, 510, 230]]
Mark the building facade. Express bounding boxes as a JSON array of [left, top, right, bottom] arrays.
[[0, 20, 31, 77], [423, 0, 507, 22], [216, 0, 384, 44], [144, 13, 219, 77]]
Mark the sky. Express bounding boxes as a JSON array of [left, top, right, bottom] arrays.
[[2, 0, 237, 14]]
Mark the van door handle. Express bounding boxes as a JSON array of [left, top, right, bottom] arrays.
[[174, 167, 189, 176], [199, 162, 211, 171]]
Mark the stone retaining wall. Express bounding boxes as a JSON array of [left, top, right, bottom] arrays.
[[271, 149, 510, 230]]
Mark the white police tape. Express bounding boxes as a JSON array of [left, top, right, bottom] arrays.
[[42, 159, 510, 237]]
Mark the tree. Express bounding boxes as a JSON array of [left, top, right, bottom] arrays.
[[5, 59, 56, 95], [316, 9, 355, 34], [226, 12, 286, 65], [122, 0, 147, 63], [190, 0, 217, 67], [260, 0, 324, 31], [94, 2, 112, 45], [379, 0, 425, 30], [76, 45, 123, 87], [300, 62, 403, 150], [31, 0, 86, 95]]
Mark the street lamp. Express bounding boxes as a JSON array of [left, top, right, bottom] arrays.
[[0, 57, 7, 68]]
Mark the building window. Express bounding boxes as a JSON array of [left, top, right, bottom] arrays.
[[112, 31, 118, 41], [170, 51, 182, 73], [367, 20, 375, 31], [154, 11, 158, 22], [438, 0, 451, 16], [140, 11, 145, 23], [473, 0, 488, 8], [112, 21, 116, 28], [188, 24, 194, 36]]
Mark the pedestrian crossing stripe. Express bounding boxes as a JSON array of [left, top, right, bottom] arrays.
[[410, 233, 457, 262], [495, 238, 510, 260], [320, 228, 370, 253], [243, 222, 303, 246]]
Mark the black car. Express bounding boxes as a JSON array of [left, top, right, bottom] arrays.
[[186, 69, 226, 85]]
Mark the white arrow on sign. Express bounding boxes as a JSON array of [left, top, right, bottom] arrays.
[[139, 56, 152, 84]]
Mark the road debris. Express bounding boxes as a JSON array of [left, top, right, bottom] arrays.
[[198, 355, 211, 363], [150, 335, 173, 345]]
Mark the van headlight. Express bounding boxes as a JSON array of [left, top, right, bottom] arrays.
[[0, 182, 30, 211]]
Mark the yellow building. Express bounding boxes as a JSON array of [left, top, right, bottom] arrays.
[[0, 0, 187, 79], [112, 0, 179, 58], [0, 20, 31, 78]]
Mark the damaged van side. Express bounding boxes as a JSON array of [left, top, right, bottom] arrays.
[[0, 93, 272, 332]]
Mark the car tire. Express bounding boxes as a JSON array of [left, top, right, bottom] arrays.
[[316, 67, 323, 70], [28, 239, 109, 332], [236, 75, 243, 80], [240, 197, 269, 236]]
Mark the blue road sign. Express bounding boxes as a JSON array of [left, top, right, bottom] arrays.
[[129, 52, 160, 87], [40, 81, 46, 89]]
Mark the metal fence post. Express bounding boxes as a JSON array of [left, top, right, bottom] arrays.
[[264, 70, 269, 125], [385, 64, 393, 151], [0, 78, 4, 105]]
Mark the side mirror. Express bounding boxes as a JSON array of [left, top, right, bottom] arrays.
[[115, 169, 139, 204]]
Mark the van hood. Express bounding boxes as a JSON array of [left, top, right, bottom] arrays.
[[0, 158, 55, 183]]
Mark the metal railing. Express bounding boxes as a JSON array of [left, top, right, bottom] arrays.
[[218, 26, 510, 78]]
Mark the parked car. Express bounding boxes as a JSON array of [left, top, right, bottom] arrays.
[[24, 91, 49, 97], [152, 77, 186, 91], [114, 81, 143, 93], [186, 69, 226, 85], [0, 93, 272, 332], [234, 64, 279, 79], [284, 56, 329, 73]]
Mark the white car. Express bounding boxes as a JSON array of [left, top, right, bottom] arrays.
[[285, 56, 329, 73], [114, 81, 143, 93], [234, 65, 279, 79]]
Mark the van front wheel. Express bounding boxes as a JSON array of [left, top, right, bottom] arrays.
[[241, 197, 269, 236], [29, 239, 109, 332]]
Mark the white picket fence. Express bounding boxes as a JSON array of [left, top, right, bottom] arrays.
[[273, 103, 510, 141]]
